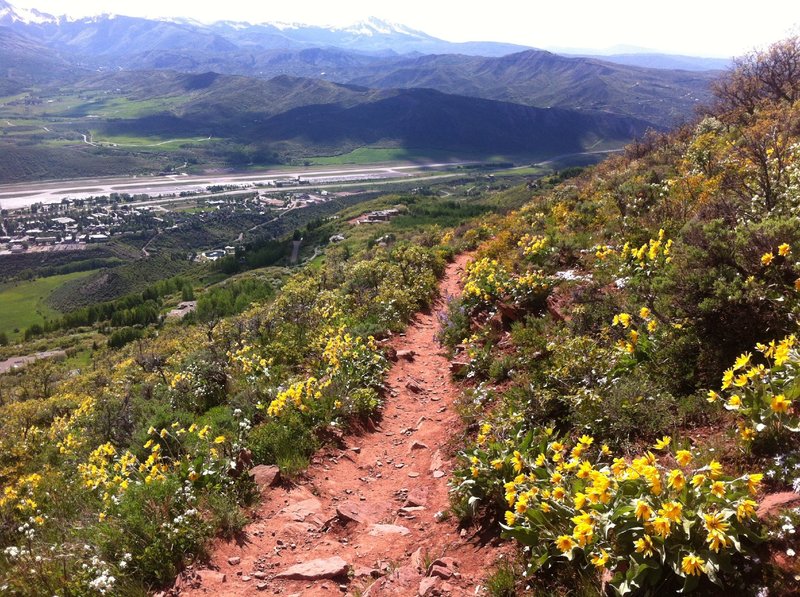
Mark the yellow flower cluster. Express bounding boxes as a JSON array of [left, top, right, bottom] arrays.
[[463, 258, 507, 302], [713, 334, 799, 442], [76, 422, 230, 517], [620, 229, 673, 274], [474, 431, 762, 586], [517, 234, 549, 257], [594, 245, 616, 260], [0, 473, 42, 512], [611, 306, 657, 353], [169, 370, 197, 389], [760, 242, 791, 266], [463, 257, 550, 308], [267, 378, 325, 417], [227, 344, 272, 375]]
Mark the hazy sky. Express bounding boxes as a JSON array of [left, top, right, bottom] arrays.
[[11, 0, 800, 57]]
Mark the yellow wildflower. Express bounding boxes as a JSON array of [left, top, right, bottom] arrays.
[[740, 426, 756, 442], [778, 243, 791, 257], [634, 500, 653, 521], [591, 549, 610, 568], [572, 523, 594, 547], [651, 516, 672, 538], [726, 394, 742, 410], [659, 501, 683, 523], [653, 436, 671, 450], [708, 460, 723, 478], [737, 499, 757, 521], [574, 492, 587, 510], [771, 394, 791, 413], [675, 450, 692, 467], [555, 535, 576, 553], [512, 450, 524, 473], [634, 534, 655, 557], [746, 473, 763, 495], [681, 554, 705, 576], [667, 469, 686, 492], [761, 252, 775, 266], [504, 511, 516, 525]]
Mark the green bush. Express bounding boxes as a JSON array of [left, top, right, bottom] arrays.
[[248, 412, 318, 474]]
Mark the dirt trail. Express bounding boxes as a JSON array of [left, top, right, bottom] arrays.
[[173, 252, 507, 597]]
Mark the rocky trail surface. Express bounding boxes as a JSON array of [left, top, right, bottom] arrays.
[[172, 252, 509, 597]]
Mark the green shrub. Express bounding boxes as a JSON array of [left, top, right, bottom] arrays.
[[248, 412, 318, 474]]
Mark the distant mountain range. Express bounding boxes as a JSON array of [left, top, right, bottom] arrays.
[[0, 1, 729, 68], [0, 1, 731, 180]]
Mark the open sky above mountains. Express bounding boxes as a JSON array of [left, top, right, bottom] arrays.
[[10, 0, 800, 57]]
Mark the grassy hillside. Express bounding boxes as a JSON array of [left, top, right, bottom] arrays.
[[0, 270, 96, 339]]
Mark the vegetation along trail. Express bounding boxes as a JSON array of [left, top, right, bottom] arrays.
[[173, 251, 509, 596]]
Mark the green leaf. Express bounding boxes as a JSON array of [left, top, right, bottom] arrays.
[[678, 574, 700, 593]]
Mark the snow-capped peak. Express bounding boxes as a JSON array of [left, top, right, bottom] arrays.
[[334, 17, 428, 39], [0, 0, 57, 25]]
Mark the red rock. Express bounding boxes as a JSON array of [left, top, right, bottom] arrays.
[[419, 576, 442, 596], [227, 556, 241, 566], [428, 565, 452, 580], [279, 498, 322, 522], [429, 557, 459, 571], [250, 465, 280, 489], [368, 523, 411, 537], [449, 360, 470, 375], [197, 570, 226, 584], [758, 492, 800, 518], [405, 487, 429, 507], [429, 450, 444, 471], [410, 547, 425, 571], [353, 566, 379, 578], [390, 565, 423, 585], [275, 556, 349, 580], [410, 440, 429, 450], [396, 349, 416, 361], [336, 501, 370, 524], [406, 379, 424, 393]]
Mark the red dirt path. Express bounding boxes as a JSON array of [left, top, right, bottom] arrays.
[[172, 252, 509, 596]]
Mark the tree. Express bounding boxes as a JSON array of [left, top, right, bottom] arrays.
[[713, 36, 800, 117]]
